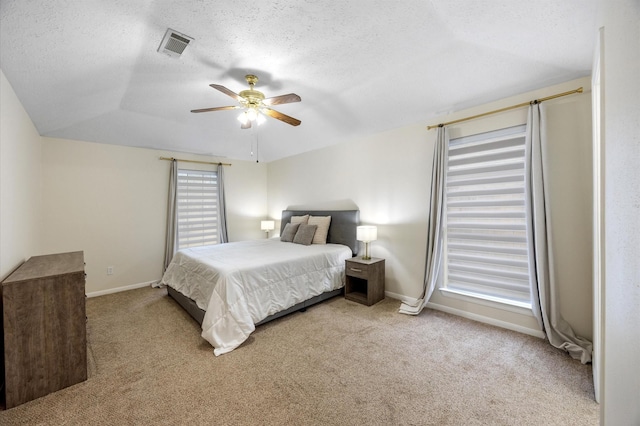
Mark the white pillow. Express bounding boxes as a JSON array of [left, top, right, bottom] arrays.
[[308, 215, 331, 244], [290, 214, 309, 225]]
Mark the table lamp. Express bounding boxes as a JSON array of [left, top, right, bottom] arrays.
[[261, 220, 275, 238], [357, 225, 377, 260]]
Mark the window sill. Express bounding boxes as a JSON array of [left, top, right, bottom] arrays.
[[439, 287, 534, 317]]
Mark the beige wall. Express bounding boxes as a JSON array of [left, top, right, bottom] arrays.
[[1, 65, 269, 296], [40, 138, 268, 295], [0, 70, 42, 281], [1, 64, 594, 340], [268, 77, 593, 339], [544, 93, 593, 340], [268, 122, 432, 299]]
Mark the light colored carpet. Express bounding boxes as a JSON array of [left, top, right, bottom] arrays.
[[1, 286, 598, 425]]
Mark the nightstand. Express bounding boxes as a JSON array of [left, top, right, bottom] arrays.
[[344, 257, 385, 306]]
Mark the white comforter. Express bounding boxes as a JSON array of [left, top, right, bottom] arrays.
[[161, 239, 352, 355]]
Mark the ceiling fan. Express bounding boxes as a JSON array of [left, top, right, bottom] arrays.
[[191, 74, 301, 129]]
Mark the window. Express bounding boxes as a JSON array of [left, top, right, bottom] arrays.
[[177, 169, 219, 249], [444, 125, 531, 308]]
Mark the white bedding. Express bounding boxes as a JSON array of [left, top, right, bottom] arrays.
[[160, 239, 352, 355]]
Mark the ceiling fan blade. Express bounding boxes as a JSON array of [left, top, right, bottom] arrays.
[[191, 106, 241, 113], [262, 93, 301, 106], [262, 107, 301, 126], [210, 84, 243, 102]]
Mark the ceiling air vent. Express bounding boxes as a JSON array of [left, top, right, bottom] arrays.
[[158, 28, 193, 58]]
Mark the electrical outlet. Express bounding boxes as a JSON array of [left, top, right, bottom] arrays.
[[107, 266, 114, 275]]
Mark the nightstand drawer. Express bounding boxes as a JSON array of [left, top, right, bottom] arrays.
[[345, 261, 370, 279]]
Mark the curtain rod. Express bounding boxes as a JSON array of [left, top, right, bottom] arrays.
[[159, 156, 232, 166], [426, 87, 584, 130]]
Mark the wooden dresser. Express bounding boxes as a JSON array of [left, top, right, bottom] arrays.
[[1, 251, 87, 409]]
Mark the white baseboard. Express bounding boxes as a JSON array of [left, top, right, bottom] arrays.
[[386, 289, 544, 339], [385, 290, 419, 305], [425, 301, 546, 339], [86, 280, 158, 298]]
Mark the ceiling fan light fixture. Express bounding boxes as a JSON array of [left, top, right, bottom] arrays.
[[193, 74, 301, 127], [237, 111, 249, 125], [237, 107, 265, 127], [246, 108, 258, 122]]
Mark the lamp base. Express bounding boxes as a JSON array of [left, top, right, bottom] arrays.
[[362, 241, 371, 260]]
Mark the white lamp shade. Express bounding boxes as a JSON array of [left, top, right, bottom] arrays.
[[261, 220, 275, 231], [356, 225, 377, 242]]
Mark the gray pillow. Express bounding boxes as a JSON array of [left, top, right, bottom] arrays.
[[280, 222, 300, 242], [293, 224, 318, 246]]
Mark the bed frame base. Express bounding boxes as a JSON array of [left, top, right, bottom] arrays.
[[167, 286, 343, 327]]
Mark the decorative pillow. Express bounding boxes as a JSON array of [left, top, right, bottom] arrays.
[[290, 214, 309, 225], [293, 224, 317, 246], [308, 215, 331, 244], [280, 222, 300, 242]]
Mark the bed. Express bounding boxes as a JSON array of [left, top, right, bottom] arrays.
[[160, 209, 360, 355]]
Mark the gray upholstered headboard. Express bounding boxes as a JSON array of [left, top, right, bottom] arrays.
[[281, 210, 360, 256]]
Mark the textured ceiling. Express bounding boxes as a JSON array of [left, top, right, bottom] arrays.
[[0, 0, 597, 162]]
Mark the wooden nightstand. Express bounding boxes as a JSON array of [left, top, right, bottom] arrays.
[[345, 257, 385, 306]]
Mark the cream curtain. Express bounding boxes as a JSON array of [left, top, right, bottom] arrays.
[[399, 126, 448, 315], [217, 163, 229, 243], [525, 103, 592, 363], [163, 159, 178, 271]]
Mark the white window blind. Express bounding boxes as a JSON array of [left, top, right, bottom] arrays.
[[445, 125, 531, 306], [177, 169, 219, 249]]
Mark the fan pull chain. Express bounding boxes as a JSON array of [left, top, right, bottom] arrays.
[[249, 125, 260, 162], [255, 130, 259, 163]]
